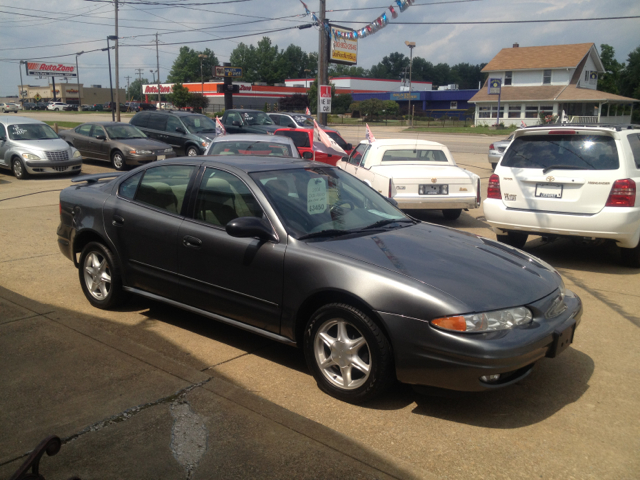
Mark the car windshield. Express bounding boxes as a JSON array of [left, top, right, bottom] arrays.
[[105, 125, 147, 139], [381, 149, 449, 162], [182, 115, 217, 133], [501, 134, 619, 170], [292, 115, 315, 126], [242, 112, 274, 126], [7, 123, 58, 140], [209, 141, 294, 157], [251, 166, 410, 239]]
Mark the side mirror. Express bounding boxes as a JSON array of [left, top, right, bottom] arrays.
[[95, 135, 106, 140], [226, 216, 277, 242], [232, 121, 241, 127], [345, 143, 352, 150], [302, 151, 313, 160], [288, 123, 296, 128], [175, 127, 186, 134], [386, 197, 399, 207]]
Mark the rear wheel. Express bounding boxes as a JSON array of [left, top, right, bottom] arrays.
[[111, 150, 127, 171], [186, 146, 199, 157], [12, 158, 28, 179], [78, 242, 127, 309], [304, 303, 394, 404], [497, 231, 528, 249], [620, 245, 640, 268], [442, 209, 462, 220]]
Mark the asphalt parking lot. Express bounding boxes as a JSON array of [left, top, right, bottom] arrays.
[[1, 118, 639, 479]]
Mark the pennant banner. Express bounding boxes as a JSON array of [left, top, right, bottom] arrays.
[[215, 116, 226, 136], [365, 124, 376, 143]]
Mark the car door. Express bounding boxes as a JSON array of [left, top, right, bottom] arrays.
[[103, 164, 197, 298], [177, 167, 285, 333], [70, 124, 93, 154], [223, 112, 243, 134], [85, 125, 110, 160], [143, 113, 168, 143], [340, 143, 368, 176], [162, 115, 187, 154], [0, 123, 10, 167]]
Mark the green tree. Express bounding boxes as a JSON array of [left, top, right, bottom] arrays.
[[167, 47, 219, 84], [359, 98, 385, 119], [599, 44, 625, 95], [332, 93, 352, 114], [619, 45, 640, 122], [188, 93, 209, 113], [381, 100, 399, 116], [450, 63, 485, 90], [229, 43, 257, 82], [126, 77, 149, 101], [410, 57, 434, 82], [254, 37, 280, 84], [170, 83, 191, 109], [328, 64, 370, 77], [369, 52, 409, 80]]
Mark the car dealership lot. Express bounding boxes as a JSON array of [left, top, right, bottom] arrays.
[[1, 127, 639, 478]]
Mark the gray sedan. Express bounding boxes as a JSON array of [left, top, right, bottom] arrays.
[[205, 133, 311, 159], [59, 122, 176, 171], [488, 133, 513, 170], [58, 157, 581, 404]]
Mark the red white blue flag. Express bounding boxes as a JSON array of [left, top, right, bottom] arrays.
[[215, 116, 226, 136], [366, 123, 376, 143]]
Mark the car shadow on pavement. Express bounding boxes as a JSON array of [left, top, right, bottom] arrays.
[[408, 209, 492, 230], [410, 347, 594, 428]]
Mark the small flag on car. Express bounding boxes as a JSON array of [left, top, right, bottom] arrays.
[[215, 116, 226, 136], [306, 106, 311, 115], [365, 123, 376, 143], [521, 120, 527, 128], [312, 120, 347, 157]]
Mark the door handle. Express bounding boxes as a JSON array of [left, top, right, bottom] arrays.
[[112, 215, 124, 226], [183, 235, 202, 248]]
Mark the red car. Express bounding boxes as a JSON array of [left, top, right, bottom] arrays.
[[274, 128, 352, 166]]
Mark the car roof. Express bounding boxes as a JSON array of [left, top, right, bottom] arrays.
[[518, 124, 640, 133], [0, 115, 47, 125], [168, 155, 323, 173], [359, 138, 446, 148], [78, 121, 130, 127], [227, 109, 266, 113], [271, 112, 312, 116], [211, 134, 294, 144], [143, 110, 205, 117]]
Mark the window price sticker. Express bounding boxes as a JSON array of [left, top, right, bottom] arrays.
[[307, 178, 327, 214]]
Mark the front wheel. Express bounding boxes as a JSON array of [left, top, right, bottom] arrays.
[[497, 231, 528, 249], [186, 146, 199, 156], [78, 242, 127, 309], [442, 209, 462, 220], [111, 151, 127, 171], [304, 303, 394, 404], [12, 158, 28, 179]]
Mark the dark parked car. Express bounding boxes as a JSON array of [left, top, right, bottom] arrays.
[[58, 122, 176, 170], [268, 112, 327, 129], [220, 109, 280, 135], [57, 157, 582, 404], [63, 104, 79, 111], [22, 102, 42, 111], [129, 110, 217, 156]]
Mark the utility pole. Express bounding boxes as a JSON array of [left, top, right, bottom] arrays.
[[125, 75, 131, 90], [135, 68, 143, 82], [156, 33, 161, 108], [317, 0, 328, 125], [115, 0, 120, 122]]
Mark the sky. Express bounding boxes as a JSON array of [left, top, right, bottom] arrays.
[[0, 0, 639, 97]]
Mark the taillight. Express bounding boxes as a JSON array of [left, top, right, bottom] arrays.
[[548, 130, 575, 135], [606, 179, 636, 207], [388, 178, 395, 198], [489, 143, 495, 150], [487, 174, 501, 199]]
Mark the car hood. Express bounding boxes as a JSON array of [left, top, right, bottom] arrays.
[[10, 138, 71, 152], [114, 138, 172, 149], [310, 223, 560, 312], [244, 124, 280, 134]]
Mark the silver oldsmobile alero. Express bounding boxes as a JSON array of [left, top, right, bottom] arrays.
[[57, 156, 582, 403]]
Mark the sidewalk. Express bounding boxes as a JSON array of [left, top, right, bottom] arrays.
[[0, 286, 431, 480]]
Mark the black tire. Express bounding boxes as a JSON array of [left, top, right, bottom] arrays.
[[111, 150, 127, 171], [12, 158, 28, 179], [186, 145, 199, 157], [496, 231, 528, 249], [491, 163, 497, 171], [304, 303, 395, 404], [78, 242, 127, 309], [55, 108, 59, 111], [620, 245, 640, 268], [442, 209, 462, 220]]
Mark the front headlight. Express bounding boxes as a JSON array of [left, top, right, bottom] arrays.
[[72, 150, 82, 158], [431, 307, 533, 333], [22, 153, 41, 160], [199, 139, 210, 148], [164, 147, 174, 153], [130, 149, 152, 155]]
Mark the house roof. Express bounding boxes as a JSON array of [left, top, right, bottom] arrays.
[[469, 85, 639, 104], [482, 43, 596, 72]]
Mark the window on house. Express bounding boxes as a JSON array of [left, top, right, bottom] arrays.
[[508, 105, 522, 118], [584, 70, 589, 82], [450, 101, 458, 109], [543, 70, 552, 84], [504, 71, 512, 86], [540, 106, 554, 116], [478, 106, 491, 118], [525, 106, 539, 118], [491, 106, 504, 119]]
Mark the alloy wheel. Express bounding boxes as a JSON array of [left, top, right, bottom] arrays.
[[83, 251, 112, 301]]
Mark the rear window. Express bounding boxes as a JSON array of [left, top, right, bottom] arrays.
[[628, 134, 640, 169], [275, 130, 310, 148], [381, 149, 448, 162], [502, 134, 619, 170]]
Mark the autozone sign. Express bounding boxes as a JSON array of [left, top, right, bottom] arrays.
[[143, 84, 173, 94], [26, 62, 77, 77]]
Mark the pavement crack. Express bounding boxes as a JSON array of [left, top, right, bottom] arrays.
[[0, 189, 63, 203], [170, 400, 207, 479], [1, 253, 59, 264]]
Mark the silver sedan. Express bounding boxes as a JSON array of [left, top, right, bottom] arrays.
[[205, 134, 310, 159]]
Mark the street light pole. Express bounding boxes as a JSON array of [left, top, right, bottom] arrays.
[[18, 61, 25, 107], [198, 54, 208, 97], [405, 41, 416, 127], [114, 0, 120, 122], [75, 51, 84, 111], [150, 70, 156, 84], [104, 37, 117, 122]]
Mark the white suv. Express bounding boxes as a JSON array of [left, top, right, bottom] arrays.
[[483, 124, 640, 267], [47, 102, 68, 111]]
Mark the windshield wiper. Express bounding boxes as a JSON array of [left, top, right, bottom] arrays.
[[361, 218, 415, 230], [298, 229, 355, 240], [542, 164, 590, 174]]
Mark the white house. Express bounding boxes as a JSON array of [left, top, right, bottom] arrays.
[[470, 43, 638, 126]]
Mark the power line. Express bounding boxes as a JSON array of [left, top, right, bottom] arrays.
[[337, 15, 640, 25]]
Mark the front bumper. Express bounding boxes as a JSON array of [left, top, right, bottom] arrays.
[[396, 195, 479, 210], [124, 151, 176, 166], [25, 159, 82, 175], [379, 290, 582, 391], [483, 199, 640, 248]]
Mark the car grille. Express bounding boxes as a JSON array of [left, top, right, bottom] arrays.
[[45, 150, 69, 161], [53, 166, 68, 172]]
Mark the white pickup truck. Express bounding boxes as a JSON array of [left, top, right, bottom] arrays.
[[338, 139, 481, 220]]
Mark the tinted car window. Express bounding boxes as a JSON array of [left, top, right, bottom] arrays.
[[166, 115, 182, 133], [119, 172, 143, 200], [92, 125, 106, 138], [105, 125, 146, 139], [502, 134, 620, 170], [628, 134, 640, 169], [195, 168, 264, 227], [348, 143, 368, 165], [130, 113, 149, 128], [209, 141, 293, 157], [76, 124, 93, 136], [182, 115, 217, 133], [135, 165, 195, 214], [275, 130, 310, 148], [241, 111, 273, 126], [381, 149, 448, 162], [225, 112, 242, 125], [146, 114, 167, 131]]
